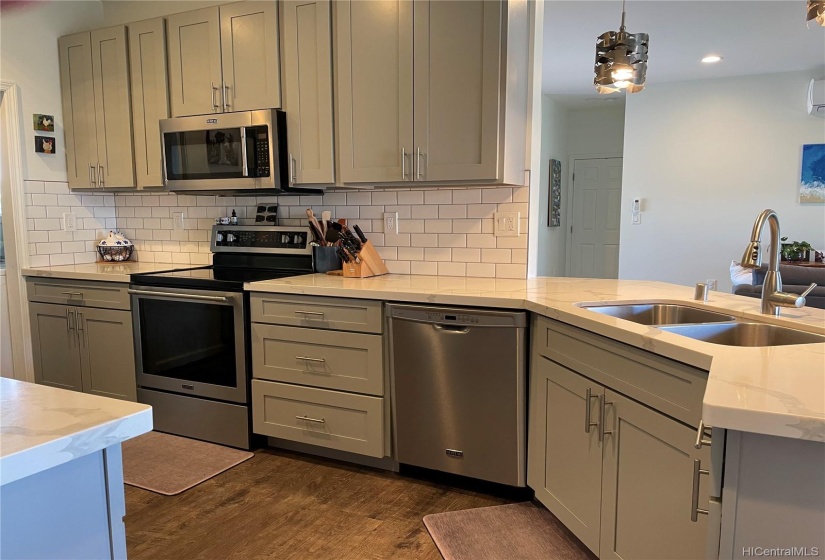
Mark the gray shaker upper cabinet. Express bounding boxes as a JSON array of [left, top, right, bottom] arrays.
[[221, 2, 282, 112], [167, 3, 281, 117], [335, 0, 414, 184], [59, 27, 135, 189], [335, 0, 528, 186], [167, 7, 223, 117], [281, 0, 335, 186], [128, 17, 169, 188]]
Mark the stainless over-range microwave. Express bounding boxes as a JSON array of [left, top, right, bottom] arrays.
[[160, 109, 312, 195]]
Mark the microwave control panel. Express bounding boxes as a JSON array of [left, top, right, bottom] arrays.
[[254, 128, 270, 177]]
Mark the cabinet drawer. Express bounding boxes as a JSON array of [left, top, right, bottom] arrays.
[[250, 293, 382, 333], [252, 380, 384, 458], [26, 278, 130, 310], [252, 324, 383, 396], [534, 316, 707, 427]]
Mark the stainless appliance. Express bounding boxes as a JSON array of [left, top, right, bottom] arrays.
[[160, 109, 318, 195], [130, 225, 315, 449], [388, 304, 527, 486]]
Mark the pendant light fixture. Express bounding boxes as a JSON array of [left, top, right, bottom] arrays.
[[808, 0, 825, 26], [594, 0, 649, 94]]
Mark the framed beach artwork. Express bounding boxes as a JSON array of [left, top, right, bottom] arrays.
[[800, 144, 825, 203], [548, 159, 561, 227]]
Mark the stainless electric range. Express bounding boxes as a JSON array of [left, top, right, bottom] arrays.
[[129, 225, 314, 449]]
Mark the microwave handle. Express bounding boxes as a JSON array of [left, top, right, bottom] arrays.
[[240, 126, 249, 177], [160, 134, 168, 185]]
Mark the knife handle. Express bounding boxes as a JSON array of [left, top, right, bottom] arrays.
[[353, 224, 368, 244]]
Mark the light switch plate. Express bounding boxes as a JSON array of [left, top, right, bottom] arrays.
[[631, 212, 641, 225], [494, 212, 520, 237]]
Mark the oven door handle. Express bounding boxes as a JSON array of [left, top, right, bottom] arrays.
[[128, 289, 230, 303]]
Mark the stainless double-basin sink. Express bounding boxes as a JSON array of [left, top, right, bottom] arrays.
[[584, 303, 825, 347]]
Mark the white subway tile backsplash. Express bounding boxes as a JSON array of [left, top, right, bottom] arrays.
[[24, 181, 529, 277]]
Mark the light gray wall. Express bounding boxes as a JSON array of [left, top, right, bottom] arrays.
[[0, 1, 104, 182], [619, 69, 825, 292]]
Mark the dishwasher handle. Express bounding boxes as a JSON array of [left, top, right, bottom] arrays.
[[432, 324, 470, 334], [387, 304, 527, 329]]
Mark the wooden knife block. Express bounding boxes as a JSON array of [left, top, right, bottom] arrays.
[[342, 241, 389, 278]]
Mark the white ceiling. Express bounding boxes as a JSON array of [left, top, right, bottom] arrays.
[[542, 0, 825, 100]]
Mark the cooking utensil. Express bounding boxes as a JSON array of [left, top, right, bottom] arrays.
[[321, 211, 331, 237], [306, 209, 324, 245], [338, 218, 348, 227], [325, 227, 342, 246], [307, 219, 325, 246]]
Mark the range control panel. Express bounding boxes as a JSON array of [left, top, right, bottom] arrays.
[[211, 225, 312, 254]]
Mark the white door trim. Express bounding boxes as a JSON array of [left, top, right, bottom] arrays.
[[564, 152, 623, 277], [1, 81, 34, 382]]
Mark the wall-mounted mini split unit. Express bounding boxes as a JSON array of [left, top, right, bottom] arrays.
[[808, 79, 825, 118]]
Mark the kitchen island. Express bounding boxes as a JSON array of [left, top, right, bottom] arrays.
[[0, 378, 152, 560]]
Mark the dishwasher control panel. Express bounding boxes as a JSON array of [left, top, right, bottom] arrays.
[[426, 311, 480, 325]]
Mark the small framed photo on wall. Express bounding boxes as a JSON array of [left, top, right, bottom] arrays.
[[33, 114, 54, 132], [35, 136, 56, 154]]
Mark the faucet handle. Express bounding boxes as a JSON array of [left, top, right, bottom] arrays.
[[800, 283, 818, 298]]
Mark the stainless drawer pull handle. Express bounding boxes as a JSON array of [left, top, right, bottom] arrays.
[[599, 395, 613, 442], [296, 415, 325, 424], [296, 356, 326, 364], [294, 311, 324, 317], [584, 388, 598, 434], [694, 420, 712, 449], [62, 291, 83, 299], [691, 459, 710, 522]]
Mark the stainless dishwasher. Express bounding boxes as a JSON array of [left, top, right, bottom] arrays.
[[388, 304, 527, 486]]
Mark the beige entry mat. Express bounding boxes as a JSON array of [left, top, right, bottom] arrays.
[[122, 431, 253, 496], [423, 502, 595, 560]]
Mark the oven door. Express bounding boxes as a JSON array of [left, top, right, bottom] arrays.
[[129, 286, 247, 403]]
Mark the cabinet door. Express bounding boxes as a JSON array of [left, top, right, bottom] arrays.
[[167, 7, 222, 117], [29, 303, 82, 392], [220, 1, 281, 111], [281, 0, 335, 185], [128, 17, 169, 188], [90, 26, 135, 189], [78, 307, 136, 402], [528, 356, 604, 555], [413, 0, 501, 182], [335, 0, 413, 183], [58, 32, 98, 189], [600, 389, 711, 560]]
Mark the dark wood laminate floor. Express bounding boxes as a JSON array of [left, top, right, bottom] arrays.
[[125, 448, 516, 560]]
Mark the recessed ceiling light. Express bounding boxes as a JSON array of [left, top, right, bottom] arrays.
[[701, 55, 723, 64]]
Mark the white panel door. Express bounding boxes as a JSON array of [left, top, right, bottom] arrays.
[[569, 158, 622, 279], [335, 0, 414, 184]]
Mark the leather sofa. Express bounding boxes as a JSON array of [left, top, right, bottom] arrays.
[[734, 264, 825, 310]]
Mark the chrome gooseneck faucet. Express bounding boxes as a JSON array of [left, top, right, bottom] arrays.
[[740, 209, 817, 316]]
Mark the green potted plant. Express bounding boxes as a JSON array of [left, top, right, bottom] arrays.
[[780, 237, 813, 262]]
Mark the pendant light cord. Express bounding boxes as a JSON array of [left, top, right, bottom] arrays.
[[620, 0, 627, 31]]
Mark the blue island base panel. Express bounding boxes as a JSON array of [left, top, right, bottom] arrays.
[[1, 445, 127, 560]]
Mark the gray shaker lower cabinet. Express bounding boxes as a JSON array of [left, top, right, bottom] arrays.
[[29, 301, 136, 401], [529, 316, 711, 559]]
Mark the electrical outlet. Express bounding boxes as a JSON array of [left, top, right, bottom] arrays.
[[494, 212, 520, 237], [631, 212, 641, 225], [173, 212, 185, 230], [706, 279, 718, 291], [62, 213, 77, 232], [383, 211, 399, 234]]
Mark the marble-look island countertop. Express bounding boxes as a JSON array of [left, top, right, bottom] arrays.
[[246, 274, 825, 442], [22, 261, 185, 283], [0, 379, 152, 486]]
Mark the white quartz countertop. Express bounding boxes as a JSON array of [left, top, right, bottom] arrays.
[[0, 379, 152, 486], [246, 274, 825, 443], [22, 262, 184, 283]]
